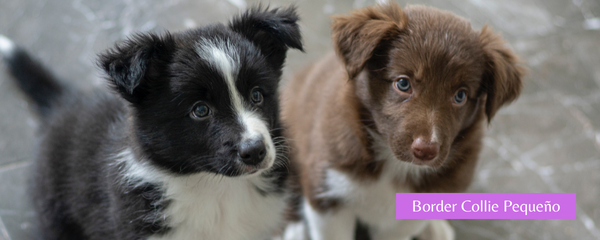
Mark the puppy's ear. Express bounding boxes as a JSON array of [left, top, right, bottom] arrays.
[[229, 5, 303, 70], [479, 25, 525, 121], [98, 33, 174, 104], [332, 3, 407, 79]]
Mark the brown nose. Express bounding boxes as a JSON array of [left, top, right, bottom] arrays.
[[411, 137, 439, 161]]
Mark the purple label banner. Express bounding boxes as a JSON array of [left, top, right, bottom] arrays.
[[396, 193, 576, 219]]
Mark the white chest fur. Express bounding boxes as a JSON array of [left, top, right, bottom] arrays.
[[117, 149, 286, 240], [151, 175, 285, 240], [298, 132, 455, 240], [315, 132, 432, 239], [320, 165, 429, 237]]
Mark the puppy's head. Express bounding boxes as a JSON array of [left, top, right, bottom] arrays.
[[99, 6, 302, 176], [332, 4, 524, 168]]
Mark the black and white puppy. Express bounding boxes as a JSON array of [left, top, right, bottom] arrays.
[[0, 6, 302, 240]]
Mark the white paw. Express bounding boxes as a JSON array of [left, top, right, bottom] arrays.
[[282, 222, 306, 240], [419, 219, 455, 240]]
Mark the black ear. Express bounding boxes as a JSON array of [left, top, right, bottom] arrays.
[[229, 5, 303, 69], [98, 33, 174, 103]]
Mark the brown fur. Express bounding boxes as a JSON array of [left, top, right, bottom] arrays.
[[281, 2, 524, 218]]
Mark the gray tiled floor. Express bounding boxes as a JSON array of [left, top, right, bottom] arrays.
[[0, 0, 599, 239]]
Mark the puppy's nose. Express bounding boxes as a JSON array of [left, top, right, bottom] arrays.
[[411, 137, 439, 161], [238, 139, 266, 165]]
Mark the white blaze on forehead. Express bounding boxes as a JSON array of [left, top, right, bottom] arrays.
[[195, 38, 243, 113]]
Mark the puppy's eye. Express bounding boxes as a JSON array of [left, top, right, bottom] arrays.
[[453, 90, 467, 105], [250, 88, 263, 104], [190, 102, 211, 119], [395, 77, 411, 92]]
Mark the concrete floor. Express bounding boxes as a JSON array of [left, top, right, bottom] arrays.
[[0, 0, 599, 239]]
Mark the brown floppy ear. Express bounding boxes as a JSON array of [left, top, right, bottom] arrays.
[[479, 25, 525, 121], [331, 3, 407, 79]]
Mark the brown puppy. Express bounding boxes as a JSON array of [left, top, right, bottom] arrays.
[[281, 3, 524, 240]]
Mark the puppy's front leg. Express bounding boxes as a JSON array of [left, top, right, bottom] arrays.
[[370, 219, 430, 240], [304, 199, 355, 240], [416, 219, 455, 240]]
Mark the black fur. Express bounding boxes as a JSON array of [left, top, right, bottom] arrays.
[[2, 48, 65, 116], [3, 6, 302, 240], [230, 5, 304, 69]]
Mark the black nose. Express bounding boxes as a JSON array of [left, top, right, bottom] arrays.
[[238, 139, 266, 165]]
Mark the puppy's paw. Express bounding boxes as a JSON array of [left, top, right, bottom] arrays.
[[417, 219, 455, 240], [281, 222, 306, 240]]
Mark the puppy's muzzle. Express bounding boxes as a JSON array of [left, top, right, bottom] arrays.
[[411, 137, 439, 161], [238, 137, 266, 166]]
